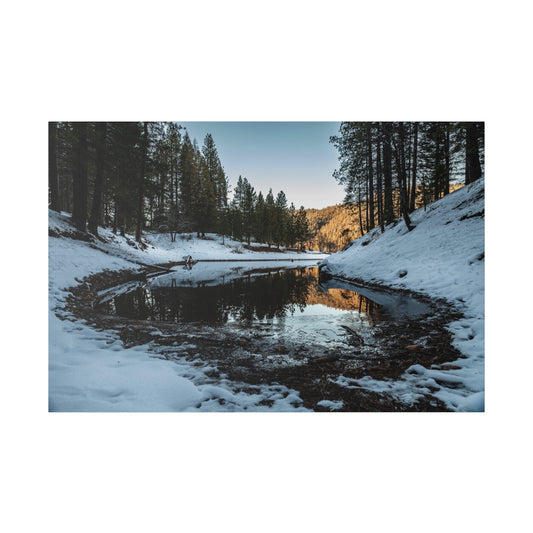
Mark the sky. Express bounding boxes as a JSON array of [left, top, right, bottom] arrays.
[[179, 122, 344, 209]]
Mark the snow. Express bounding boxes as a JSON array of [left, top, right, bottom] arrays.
[[148, 259, 322, 288], [49, 211, 328, 412], [316, 399, 344, 411], [319, 178, 485, 411], [49, 177, 485, 413]]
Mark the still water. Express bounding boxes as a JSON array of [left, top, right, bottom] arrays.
[[97, 262, 430, 335]]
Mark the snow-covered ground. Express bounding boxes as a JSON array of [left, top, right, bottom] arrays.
[[319, 178, 485, 411], [49, 178, 484, 413], [49, 211, 327, 411]]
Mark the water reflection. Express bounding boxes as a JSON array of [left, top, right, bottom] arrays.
[[98, 266, 429, 325]]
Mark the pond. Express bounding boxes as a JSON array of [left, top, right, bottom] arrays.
[[96, 261, 431, 352], [86, 260, 460, 409]]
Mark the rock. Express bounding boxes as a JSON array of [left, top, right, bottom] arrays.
[[406, 344, 420, 351]]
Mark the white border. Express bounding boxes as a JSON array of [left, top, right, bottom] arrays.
[[3, 1, 531, 532]]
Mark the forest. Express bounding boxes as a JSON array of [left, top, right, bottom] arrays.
[[48, 122, 310, 249], [48, 121, 484, 253], [329, 122, 484, 238]]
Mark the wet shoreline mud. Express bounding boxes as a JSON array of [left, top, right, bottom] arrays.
[[58, 267, 465, 411]]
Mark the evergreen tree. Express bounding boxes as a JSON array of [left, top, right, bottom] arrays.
[[108, 122, 142, 235], [88, 122, 107, 235], [381, 122, 394, 224], [167, 122, 182, 209], [294, 206, 310, 250], [50, 122, 317, 250], [264, 188, 276, 247], [230, 175, 245, 240], [241, 178, 257, 245], [391, 122, 413, 231], [49, 122, 60, 212], [194, 152, 217, 236], [71, 122, 88, 232], [287, 202, 297, 247], [273, 190, 288, 246], [135, 122, 149, 242], [464, 122, 483, 184], [202, 134, 226, 206], [253, 191, 266, 244], [178, 132, 196, 229]]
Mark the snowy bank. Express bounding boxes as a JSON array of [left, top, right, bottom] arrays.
[[319, 179, 485, 411], [49, 211, 326, 411]]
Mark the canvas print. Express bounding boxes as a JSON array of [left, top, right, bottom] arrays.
[[48, 121, 484, 412]]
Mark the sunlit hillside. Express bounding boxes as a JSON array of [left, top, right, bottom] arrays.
[[305, 184, 464, 252]]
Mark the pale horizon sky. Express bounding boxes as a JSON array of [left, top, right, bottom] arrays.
[[179, 121, 345, 209]]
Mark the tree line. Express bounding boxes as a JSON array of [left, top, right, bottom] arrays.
[[48, 122, 310, 249], [330, 122, 484, 235], [228, 175, 309, 249]]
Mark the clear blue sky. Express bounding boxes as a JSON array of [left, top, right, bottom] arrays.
[[179, 122, 344, 209]]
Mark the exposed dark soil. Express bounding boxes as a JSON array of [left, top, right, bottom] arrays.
[[58, 268, 465, 412]]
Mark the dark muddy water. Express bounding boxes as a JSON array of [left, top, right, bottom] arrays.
[[96, 263, 430, 342]]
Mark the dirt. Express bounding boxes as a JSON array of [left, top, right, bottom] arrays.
[[58, 268, 465, 412]]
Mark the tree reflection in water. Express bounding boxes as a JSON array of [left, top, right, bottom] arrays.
[[99, 267, 383, 324]]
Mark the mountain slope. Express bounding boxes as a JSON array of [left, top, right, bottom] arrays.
[[305, 185, 465, 252], [320, 178, 484, 411]]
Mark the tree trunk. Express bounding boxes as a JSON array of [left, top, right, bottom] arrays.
[[444, 122, 450, 195], [409, 122, 418, 212], [376, 136, 384, 232], [49, 122, 61, 212], [136, 122, 148, 243], [366, 123, 375, 230], [357, 183, 364, 236], [465, 122, 482, 184], [71, 122, 88, 232], [434, 133, 441, 202], [394, 122, 413, 231], [382, 122, 394, 224], [88, 122, 107, 235]]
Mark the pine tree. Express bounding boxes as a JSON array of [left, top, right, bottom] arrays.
[[135, 122, 149, 242], [202, 133, 228, 232], [167, 122, 182, 209], [253, 191, 266, 244], [287, 202, 297, 247], [194, 153, 217, 236], [409, 121, 419, 212], [230, 175, 245, 240], [381, 122, 394, 224], [264, 188, 276, 247], [365, 123, 375, 230], [49, 122, 61, 212], [88, 122, 107, 235], [241, 178, 257, 245], [391, 122, 413, 231], [71, 122, 88, 232], [178, 132, 196, 229], [273, 190, 288, 246], [295, 206, 310, 250], [464, 122, 483, 184], [108, 122, 142, 235]]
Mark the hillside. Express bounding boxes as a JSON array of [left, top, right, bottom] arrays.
[[320, 178, 484, 411], [304, 204, 357, 252], [305, 184, 464, 252]]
